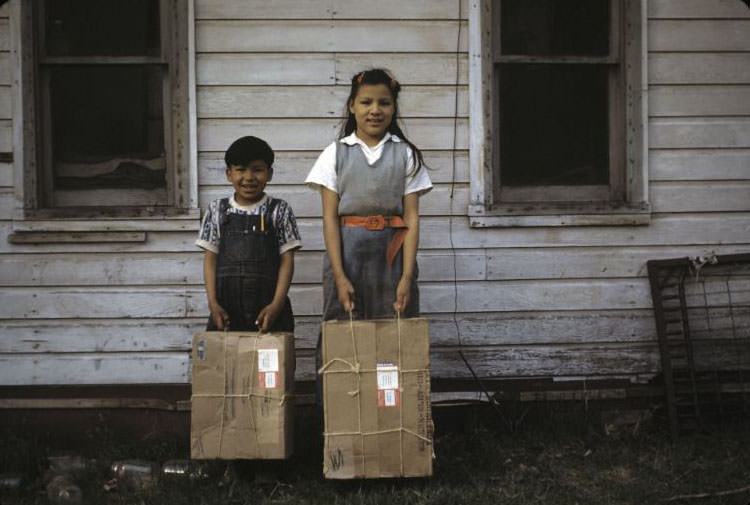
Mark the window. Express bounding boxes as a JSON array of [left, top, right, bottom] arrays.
[[13, 0, 195, 218], [469, 0, 649, 227]]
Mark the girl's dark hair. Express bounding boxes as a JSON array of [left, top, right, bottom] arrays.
[[225, 136, 274, 168], [338, 68, 425, 174]]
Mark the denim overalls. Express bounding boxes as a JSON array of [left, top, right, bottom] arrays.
[[206, 196, 294, 332]]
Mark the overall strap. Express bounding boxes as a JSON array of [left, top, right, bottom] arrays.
[[265, 196, 280, 230], [218, 197, 230, 227]]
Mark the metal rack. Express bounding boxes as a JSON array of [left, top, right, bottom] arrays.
[[647, 253, 750, 439]]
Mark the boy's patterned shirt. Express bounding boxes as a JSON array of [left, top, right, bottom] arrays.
[[195, 194, 302, 255]]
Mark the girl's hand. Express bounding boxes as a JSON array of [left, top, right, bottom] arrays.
[[256, 301, 283, 332], [335, 274, 356, 313], [209, 302, 230, 330], [393, 275, 412, 314]]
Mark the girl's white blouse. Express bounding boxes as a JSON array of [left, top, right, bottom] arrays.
[[305, 132, 433, 196]]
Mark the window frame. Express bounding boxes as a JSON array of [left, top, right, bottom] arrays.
[[10, 0, 198, 221], [468, 0, 650, 227]]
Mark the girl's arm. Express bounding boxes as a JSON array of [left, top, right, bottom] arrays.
[[203, 250, 229, 329], [322, 187, 355, 312], [257, 249, 295, 331], [394, 192, 419, 313]]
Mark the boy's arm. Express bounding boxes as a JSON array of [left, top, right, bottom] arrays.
[[203, 250, 229, 329], [256, 249, 295, 331]]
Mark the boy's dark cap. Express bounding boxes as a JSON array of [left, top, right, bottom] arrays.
[[225, 136, 274, 168]]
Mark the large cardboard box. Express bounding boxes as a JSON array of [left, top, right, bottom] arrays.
[[190, 331, 294, 459], [321, 318, 433, 478]]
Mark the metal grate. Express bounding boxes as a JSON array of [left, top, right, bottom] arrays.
[[647, 253, 750, 439]]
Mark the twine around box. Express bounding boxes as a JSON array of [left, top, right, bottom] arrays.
[[318, 312, 433, 476]]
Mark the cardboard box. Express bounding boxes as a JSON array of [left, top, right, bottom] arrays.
[[321, 318, 433, 478], [190, 331, 294, 459]]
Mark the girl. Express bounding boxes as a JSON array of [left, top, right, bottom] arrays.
[[306, 68, 432, 321]]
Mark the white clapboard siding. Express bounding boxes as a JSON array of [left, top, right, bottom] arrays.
[[651, 181, 750, 213], [649, 85, 750, 117], [0, 188, 14, 219], [0, 85, 10, 119], [649, 0, 750, 19], [0, 310, 663, 355], [0, 53, 9, 86], [650, 150, 750, 181], [196, 20, 468, 53], [2, 214, 750, 255], [199, 150, 469, 186], [197, 85, 469, 119], [196, 53, 469, 86], [649, 54, 750, 85], [650, 118, 750, 149], [649, 20, 750, 52], [0, 19, 7, 50], [0, 119, 11, 152], [0, 162, 13, 186], [198, 118, 469, 152], [196, 0, 467, 20], [0, 278, 655, 320]]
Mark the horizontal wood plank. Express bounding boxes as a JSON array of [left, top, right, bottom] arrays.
[[196, 0, 467, 20], [649, 85, 750, 116], [649, 20, 750, 51], [197, 85, 469, 119], [650, 118, 750, 149], [2, 213, 750, 254], [0, 53, 10, 86], [0, 20, 7, 51], [0, 85, 10, 119], [198, 150, 469, 186], [0, 278, 654, 319], [649, 0, 750, 19], [649, 53, 750, 84], [198, 118, 469, 152], [649, 149, 750, 181], [196, 53, 469, 86], [8, 232, 147, 244], [196, 20, 468, 53], [0, 161, 12, 186], [651, 181, 750, 213]]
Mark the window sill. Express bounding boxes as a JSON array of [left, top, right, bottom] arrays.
[[468, 202, 651, 228], [11, 208, 201, 233]]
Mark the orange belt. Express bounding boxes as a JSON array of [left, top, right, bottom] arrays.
[[341, 215, 407, 266]]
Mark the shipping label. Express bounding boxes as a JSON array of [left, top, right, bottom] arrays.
[[376, 362, 400, 407]]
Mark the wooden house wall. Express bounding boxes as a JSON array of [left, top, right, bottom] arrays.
[[1, 0, 749, 386]]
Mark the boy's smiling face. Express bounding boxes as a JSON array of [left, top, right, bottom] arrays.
[[226, 159, 272, 206]]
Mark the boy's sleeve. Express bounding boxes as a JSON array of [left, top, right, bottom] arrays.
[[195, 200, 220, 253], [274, 200, 302, 255]]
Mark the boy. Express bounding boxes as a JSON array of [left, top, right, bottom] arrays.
[[196, 136, 301, 332]]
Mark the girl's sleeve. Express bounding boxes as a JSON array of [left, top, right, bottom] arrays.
[[304, 142, 338, 193], [404, 146, 433, 196], [274, 200, 302, 255], [195, 200, 220, 253]]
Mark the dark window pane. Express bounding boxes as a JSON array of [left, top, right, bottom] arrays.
[[501, 0, 610, 56], [45, 0, 160, 57], [50, 65, 165, 189], [499, 64, 609, 186]]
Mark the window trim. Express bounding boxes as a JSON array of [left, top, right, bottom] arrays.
[[10, 0, 198, 222], [468, 0, 650, 227]]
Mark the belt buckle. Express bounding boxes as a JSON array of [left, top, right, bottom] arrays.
[[364, 215, 385, 230]]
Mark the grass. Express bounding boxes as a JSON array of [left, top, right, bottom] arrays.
[[1, 404, 749, 505]]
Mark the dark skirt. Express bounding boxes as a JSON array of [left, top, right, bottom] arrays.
[[321, 225, 419, 321]]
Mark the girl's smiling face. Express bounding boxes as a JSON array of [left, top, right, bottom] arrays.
[[349, 83, 395, 147]]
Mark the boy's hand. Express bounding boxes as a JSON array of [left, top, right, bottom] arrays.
[[256, 301, 283, 332], [209, 302, 230, 330], [334, 274, 355, 313], [393, 275, 411, 314]]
